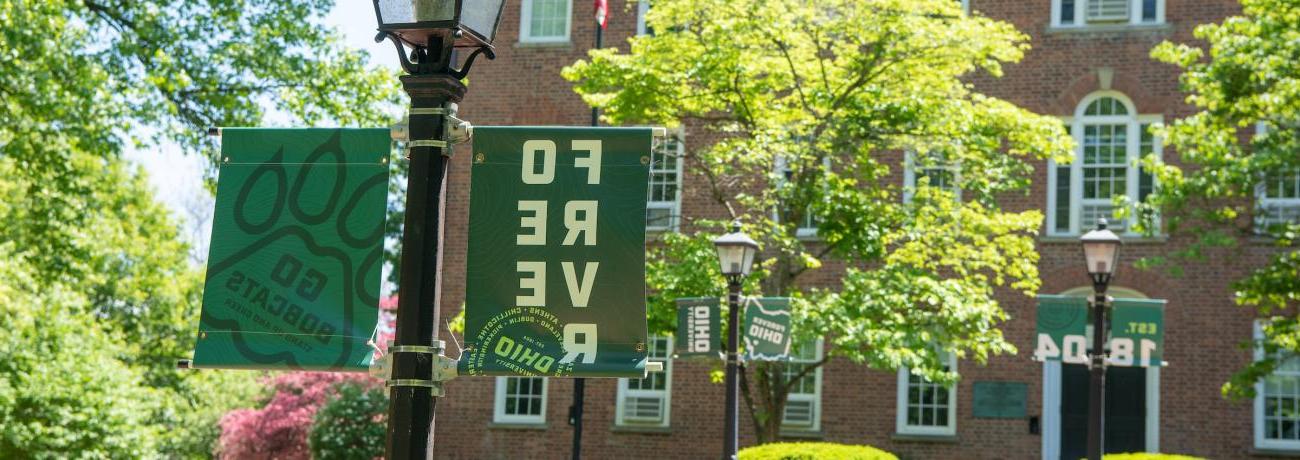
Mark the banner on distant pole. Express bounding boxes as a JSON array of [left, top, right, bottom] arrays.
[[743, 297, 792, 361], [192, 128, 390, 371], [675, 297, 720, 358], [459, 127, 652, 378], [1033, 295, 1166, 367]]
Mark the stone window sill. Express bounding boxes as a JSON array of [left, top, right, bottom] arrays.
[[611, 424, 672, 434], [514, 40, 572, 49], [779, 428, 824, 439], [1045, 23, 1171, 35], [488, 422, 548, 430], [892, 432, 959, 443], [1039, 235, 1167, 245]]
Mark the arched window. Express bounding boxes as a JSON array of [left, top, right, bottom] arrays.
[[1047, 92, 1161, 235]]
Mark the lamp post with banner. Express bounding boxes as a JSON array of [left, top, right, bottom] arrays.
[[1080, 218, 1123, 460], [371, 1, 504, 458], [713, 222, 759, 460]]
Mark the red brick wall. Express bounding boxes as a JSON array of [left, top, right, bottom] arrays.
[[426, 1, 1282, 459]]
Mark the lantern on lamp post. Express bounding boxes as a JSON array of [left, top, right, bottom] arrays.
[[1079, 218, 1123, 460], [372, 1, 503, 458], [713, 221, 759, 460]]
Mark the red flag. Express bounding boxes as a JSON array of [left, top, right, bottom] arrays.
[[595, 0, 608, 29]]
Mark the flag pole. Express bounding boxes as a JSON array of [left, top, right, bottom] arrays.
[[569, 2, 605, 459]]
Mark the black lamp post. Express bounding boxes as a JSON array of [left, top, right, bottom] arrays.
[[372, 1, 503, 458], [1080, 218, 1122, 460], [713, 222, 759, 460]]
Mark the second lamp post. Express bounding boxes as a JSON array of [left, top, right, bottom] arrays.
[[1080, 218, 1123, 460], [713, 222, 759, 460]]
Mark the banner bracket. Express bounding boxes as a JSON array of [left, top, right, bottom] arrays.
[[372, 340, 458, 397]]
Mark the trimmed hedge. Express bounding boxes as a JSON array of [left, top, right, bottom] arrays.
[[1104, 454, 1205, 460], [738, 442, 897, 460]]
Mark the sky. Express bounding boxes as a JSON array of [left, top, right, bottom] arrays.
[[125, 2, 398, 264]]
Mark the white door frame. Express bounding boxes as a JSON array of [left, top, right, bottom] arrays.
[[1042, 287, 1160, 459]]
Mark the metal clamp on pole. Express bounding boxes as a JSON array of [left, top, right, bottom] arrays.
[[370, 340, 459, 397], [399, 103, 473, 158]]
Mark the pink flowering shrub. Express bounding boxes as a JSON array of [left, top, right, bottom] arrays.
[[217, 297, 396, 459], [217, 372, 378, 460]]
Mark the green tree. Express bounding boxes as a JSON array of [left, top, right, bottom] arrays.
[[564, 0, 1070, 442], [1, 1, 398, 455], [0, 245, 161, 458], [1142, 0, 1300, 398]]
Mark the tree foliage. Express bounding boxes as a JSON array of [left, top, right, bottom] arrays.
[[0, 0, 401, 456], [1143, 0, 1300, 398], [564, 0, 1070, 442], [309, 381, 387, 460], [218, 372, 376, 460]]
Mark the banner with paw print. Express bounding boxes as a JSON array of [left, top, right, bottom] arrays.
[[193, 128, 390, 371]]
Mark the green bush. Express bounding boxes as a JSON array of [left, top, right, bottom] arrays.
[[739, 442, 898, 460], [1104, 454, 1205, 460], [308, 382, 388, 460]]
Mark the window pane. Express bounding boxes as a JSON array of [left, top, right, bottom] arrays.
[[528, 0, 568, 39], [1061, 0, 1075, 24], [1142, 0, 1157, 21], [1056, 166, 1071, 232], [647, 136, 681, 229]]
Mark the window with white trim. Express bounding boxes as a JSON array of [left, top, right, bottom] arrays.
[[647, 132, 683, 231], [1048, 93, 1160, 235], [616, 335, 673, 426], [903, 151, 961, 202], [1255, 125, 1300, 232], [782, 339, 823, 431], [896, 353, 958, 436], [1052, 0, 1163, 27], [773, 154, 824, 238], [1256, 322, 1300, 450], [494, 376, 548, 424], [520, 0, 571, 43], [1259, 170, 1300, 230]]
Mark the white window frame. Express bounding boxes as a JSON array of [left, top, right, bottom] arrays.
[[895, 353, 958, 436], [493, 376, 548, 424], [519, 0, 572, 44], [1255, 321, 1300, 451], [903, 151, 962, 203], [781, 339, 824, 432], [1047, 91, 1162, 236], [646, 130, 684, 232], [773, 154, 828, 239], [1050, 0, 1164, 28], [615, 335, 673, 427], [636, 0, 651, 36], [1254, 124, 1300, 232]]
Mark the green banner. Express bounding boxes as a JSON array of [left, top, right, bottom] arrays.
[[675, 297, 720, 358], [1112, 298, 1166, 367], [743, 297, 791, 361], [460, 127, 651, 378], [193, 128, 390, 371], [1034, 295, 1166, 367]]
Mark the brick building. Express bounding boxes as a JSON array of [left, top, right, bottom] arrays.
[[429, 1, 1300, 458]]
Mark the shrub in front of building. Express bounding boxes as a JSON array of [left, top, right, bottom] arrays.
[[738, 442, 897, 460], [1103, 454, 1206, 460]]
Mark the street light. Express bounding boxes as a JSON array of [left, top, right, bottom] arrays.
[[713, 221, 758, 460], [1080, 218, 1122, 460], [374, 0, 504, 76], [373, 1, 502, 459]]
